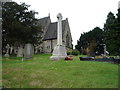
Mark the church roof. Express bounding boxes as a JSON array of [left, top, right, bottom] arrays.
[[43, 20, 66, 40], [37, 16, 49, 27]]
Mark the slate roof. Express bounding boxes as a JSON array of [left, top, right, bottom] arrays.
[[43, 20, 66, 40], [37, 17, 49, 27]]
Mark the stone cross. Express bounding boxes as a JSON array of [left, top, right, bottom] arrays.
[[57, 13, 63, 45], [6, 44, 10, 54], [50, 13, 67, 60]]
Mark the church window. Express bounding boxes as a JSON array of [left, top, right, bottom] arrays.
[[47, 46, 50, 49]]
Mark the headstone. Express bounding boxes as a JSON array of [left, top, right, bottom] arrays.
[[35, 45, 38, 54], [32, 45, 34, 55], [10, 46, 13, 54], [50, 13, 67, 60], [17, 46, 23, 57], [4, 53, 9, 57], [14, 47, 18, 54], [4, 44, 10, 57], [104, 45, 106, 56], [23, 43, 34, 60]]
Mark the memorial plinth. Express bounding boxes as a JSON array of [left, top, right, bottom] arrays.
[[50, 13, 67, 60]]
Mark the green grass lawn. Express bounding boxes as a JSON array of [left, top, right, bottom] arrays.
[[2, 54, 118, 88]]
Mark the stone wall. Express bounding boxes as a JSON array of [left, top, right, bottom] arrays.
[[51, 39, 57, 52], [43, 40, 51, 53], [43, 39, 57, 53], [43, 33, 73, 54]]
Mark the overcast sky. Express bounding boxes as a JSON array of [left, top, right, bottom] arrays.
[[13, 0, 119, 48]]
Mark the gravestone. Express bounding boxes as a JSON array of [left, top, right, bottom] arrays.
[[17, 46, 23, 57], [10, 46, 13, 54], [23, 43, 34, 60], [50, 13, 67, 60], [14, 47, 18, 54], [35, 45, 38, 54], [4, 44, 10, 57]]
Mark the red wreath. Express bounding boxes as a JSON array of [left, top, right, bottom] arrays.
[[65, 57, 73, 61]]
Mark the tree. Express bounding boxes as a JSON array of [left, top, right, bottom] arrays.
[[75, 27, 104, 55], [115, 8, 120, 55], [104, 11, 120, 55], [2, 2, 42, 53]]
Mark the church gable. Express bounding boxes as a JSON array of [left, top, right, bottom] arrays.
[[37, 16, 51, 39], [63, 19, 73, 49]]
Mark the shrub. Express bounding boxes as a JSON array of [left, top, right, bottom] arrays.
[[71, 49, 79, 56], [67, 49, 72, 55]]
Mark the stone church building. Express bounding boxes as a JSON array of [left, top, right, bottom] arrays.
[[36, 15, 73, 54]]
